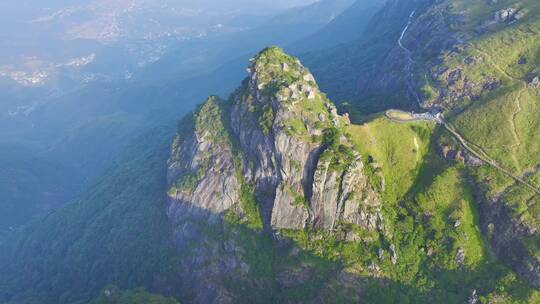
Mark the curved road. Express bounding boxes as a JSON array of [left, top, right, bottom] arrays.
[[398, 10, 422, 104], [385, 110, 540, 196], [391, 15, 538, 196]]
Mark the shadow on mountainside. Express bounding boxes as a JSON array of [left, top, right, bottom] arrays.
[[0, 124, 537, 304]]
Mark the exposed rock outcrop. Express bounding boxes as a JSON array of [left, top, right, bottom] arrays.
[[494, 7, 525, 23], [311, 148, 382, 231], [163, 47, 386, 303], [167, 97, 240, 219], [527, 74, 540, 88], [478, 191, 540, 289], [438, 144, 482, 167], [166, 97, 250, 303], [226, 47, 383, 232]]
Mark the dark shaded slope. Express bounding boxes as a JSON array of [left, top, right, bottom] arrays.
[[0, 0, 352, 232], [288, 0, 386, 53], [300, 0, 435, 113], [208, 0, 355, 65], [0, 127, 179, 304], [2, 43, 540, 304]]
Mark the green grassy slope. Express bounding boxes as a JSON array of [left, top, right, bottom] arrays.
[[425, 0, 540, 228], [2, 78, 539, 304], [2, 0, 540, 302], [346, 115, 434, 204], [282, 115, 540, 302]]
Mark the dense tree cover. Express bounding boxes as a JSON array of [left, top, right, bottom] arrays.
[[1, 1, 540, 303], [0, 127, 182, 304]]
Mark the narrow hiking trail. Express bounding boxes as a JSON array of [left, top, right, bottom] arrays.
[[510, 89, 524, 149], [509, 87, 525, 172], [444, 121, 493, 161], [393, 17, 538, 196], [475, 47, 517, 80], [474, 46, 530, 174], [475, 47, 525, 152], [385, 110, 540, 196], [398, 10, 416, 58], [398, 10, 421, 104], [441, 119, 540, 196]]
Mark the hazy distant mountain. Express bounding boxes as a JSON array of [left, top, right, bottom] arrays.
[[0, 0, 339, 232], [0, 0, 316, 88], [288, 0, 386, 52], [2, 0, 540, 303]]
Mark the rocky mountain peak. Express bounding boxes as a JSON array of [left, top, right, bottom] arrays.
[[167, 47, 383, 236], [248, 46, 320, 105]]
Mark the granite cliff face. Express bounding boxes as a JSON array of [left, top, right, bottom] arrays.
[[3, 1, 540, 303], [164, 3, 540, 294], [164, 47, 385, 302], [167, 47, 383, 235], [167, 97, 239, 218]]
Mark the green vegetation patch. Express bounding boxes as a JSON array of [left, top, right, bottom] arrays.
[[437, 0, 540, 232], [252, 47, 306, 97], [322, 127, 341, 148], [236, 181, 264, 230], [194, 96, 228, 142], [168, 173, 198, 196], [346, 115, 435, 204], [221, 100, 264, 230], [258, 104, 275, 135], [416, 167, 488, 268]]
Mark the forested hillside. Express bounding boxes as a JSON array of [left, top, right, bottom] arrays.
[[1, 0, 540, 303]]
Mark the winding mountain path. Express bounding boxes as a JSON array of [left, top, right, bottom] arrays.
[[441, 119, 540, 195], [398, 10, 421, 104], [391, 21, 538, 195], [398, 10, 416, 58], [385, 110, 540, 196], [475, 47, 525, 152], [509, 87, 525, 171]]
